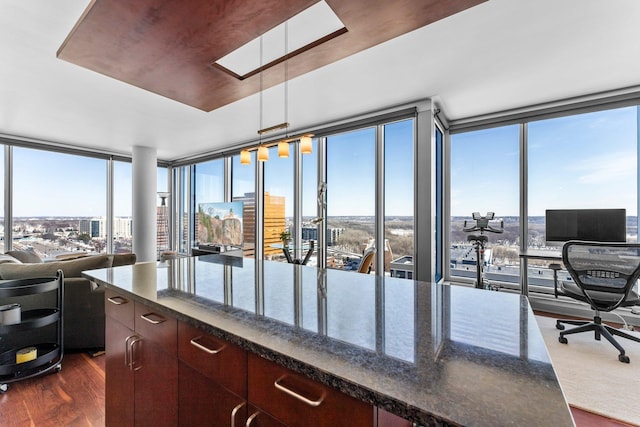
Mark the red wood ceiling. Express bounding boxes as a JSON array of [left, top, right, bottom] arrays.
[[57, 0, 485, 112]]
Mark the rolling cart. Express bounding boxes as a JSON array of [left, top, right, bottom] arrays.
[[0, 270, 64, 392]]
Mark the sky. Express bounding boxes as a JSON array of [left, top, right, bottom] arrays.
[[6, 107, 638, 220], [450, 105, 639, 217], [10, 151, 167, 217]]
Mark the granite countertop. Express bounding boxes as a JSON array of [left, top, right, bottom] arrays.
[[83, 254, 574, 427]]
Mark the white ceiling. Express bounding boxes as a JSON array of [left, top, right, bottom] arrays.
[[1, 0, 640, 161]]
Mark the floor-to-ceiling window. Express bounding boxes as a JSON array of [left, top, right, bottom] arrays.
[[233, 152, 256, 257], [193, 159, 225, 249], [384, 119, 414, 279], [13, 147, 107, 256], [526, 106, 638, 290], [113, 161, 132, 254], [263, 146, 293, 262], [448, 104, 640, 294], [301, 139, 319, 267], [449, 125, 520, 287], [170, 112, 418, 276], [326, 128, 376, 272]]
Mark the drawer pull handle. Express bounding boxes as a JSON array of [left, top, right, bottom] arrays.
[[190, 336, 225, 354], [140, 313, 166, 324], [274, 376, 325, 407], [245, 411, 260, 426], [230, 401, 245, 427], [124, 335, 136, 367], [129, 337, 143, 371], [107, 296, 128, 305]]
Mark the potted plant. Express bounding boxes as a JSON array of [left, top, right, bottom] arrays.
[[279, 230, 291, 247]]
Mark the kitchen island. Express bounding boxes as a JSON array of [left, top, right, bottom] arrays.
[[84, 254, 574, 426]]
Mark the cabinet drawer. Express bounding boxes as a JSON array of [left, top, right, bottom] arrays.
[[179, 361, 247, 426], [134, 301, 177, 356], [178, 321, 247, 397], [105, 289, 134, 330], [248, 353, 373, 427]]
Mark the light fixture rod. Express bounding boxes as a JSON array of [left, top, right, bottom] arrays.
[[258, 122, 290, 135]]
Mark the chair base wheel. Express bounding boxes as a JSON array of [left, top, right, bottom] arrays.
[[556, 322, 565, 330], [619, 354, 630, 363], [559, 336, 568, 344]]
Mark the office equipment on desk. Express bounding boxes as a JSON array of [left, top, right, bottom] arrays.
[[545, 208, 626, 245], [553, 241, 640, 363], [519, 208, 626, 296]]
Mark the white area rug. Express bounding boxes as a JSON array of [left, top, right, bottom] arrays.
[[536, 315, 640, 426]]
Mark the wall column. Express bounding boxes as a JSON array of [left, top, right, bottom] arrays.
[[132, 145, 157, 262]]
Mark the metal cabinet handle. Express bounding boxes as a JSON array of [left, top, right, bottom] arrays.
[[129, 337, 143, 371], [274, 375, 325, 407], [107, 296, 128, 305], [230, 401, 245, 427], [124, 335, 136, 368], [245, 411, 260, 427], [190, 336, 226, 354], [140, 313, 166, 324]]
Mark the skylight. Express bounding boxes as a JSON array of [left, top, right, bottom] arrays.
[[213, 1, 346, 79]]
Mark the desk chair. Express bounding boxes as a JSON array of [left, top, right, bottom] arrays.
[[554, 241, 640, 363], [358, 249, 375, 274]]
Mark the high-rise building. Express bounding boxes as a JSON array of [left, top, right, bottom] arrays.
[[157, 205, 169, 253], [113, 217, 132, 238]]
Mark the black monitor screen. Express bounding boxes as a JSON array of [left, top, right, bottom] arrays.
[[545, 209, 626, 243]]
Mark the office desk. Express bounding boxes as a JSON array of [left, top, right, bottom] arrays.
[[519, 249, 562, 296], [85, 256, 574, 426]]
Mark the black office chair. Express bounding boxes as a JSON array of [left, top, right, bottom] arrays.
[[554, 241, 640, 363]]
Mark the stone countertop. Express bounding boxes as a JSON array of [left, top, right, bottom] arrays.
[[83, 254, 574, 427]]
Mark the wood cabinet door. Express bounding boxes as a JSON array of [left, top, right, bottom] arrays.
[[105, 315, 134, 426], [134, 329, 178, 426], [179, 361, 247, 426]]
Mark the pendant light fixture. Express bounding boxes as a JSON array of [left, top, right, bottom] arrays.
[[278, 140, 289, 158], [240, 149, 251, 165], [300, 135, 312, 154], [244, 19, 314, 164], [258, 145, 269, 161]]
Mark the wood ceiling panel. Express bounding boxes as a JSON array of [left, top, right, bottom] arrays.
[[57, 0, 485, 112]]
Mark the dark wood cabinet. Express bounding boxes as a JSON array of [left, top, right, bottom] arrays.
[[178, 321, 247, 397], [179, 361, 247, 426], [178, 321, 247, 426], [248, 353, 374, 427], [106, 291, 411, 427], [105, 314, 135, 426], [105, 290, 178, 426]]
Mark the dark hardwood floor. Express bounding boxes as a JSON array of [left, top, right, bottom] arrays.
[[0, 351, 105, 426], [0, 350, 636, 426]]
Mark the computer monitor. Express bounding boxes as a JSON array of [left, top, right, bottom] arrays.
[[545, 208, 626, 245]]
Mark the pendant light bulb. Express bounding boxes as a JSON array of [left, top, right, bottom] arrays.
[[258, 145, 269, 162], [300, 136, 313, 154], [240, 149, 251, 165], [278, 141, 289, 158]]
